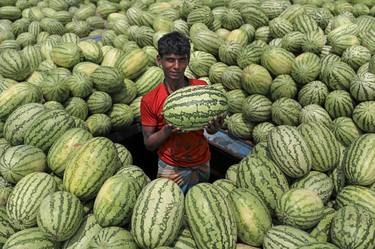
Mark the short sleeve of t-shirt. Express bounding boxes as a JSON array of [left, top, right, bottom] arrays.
[[140, 96, 157, 126]]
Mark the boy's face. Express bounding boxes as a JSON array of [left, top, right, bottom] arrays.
[[157, 53, 189, 81]]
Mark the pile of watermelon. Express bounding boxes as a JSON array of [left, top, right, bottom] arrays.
[[1, 0, 375, 248]]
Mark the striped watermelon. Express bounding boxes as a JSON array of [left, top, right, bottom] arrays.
[[252, 122, 275, 144], [6, 172, 57, 230], [0, 176, 12, 206], [24, 109, 75, 152], [64, 72, 93, 98], [88, 227, 138, 249], [298, 242, 338, 249], [336, 185, 375, 217], [226, 113, 254, 140], [47, 128, 93, 176], [85, 114, 112, 136], [298, 122, 340, 172], [291, 171, 333, 203], [3, 103, 45, 146], [189, 51, 217, 77], [0, 83, 43, 121], [267, 125, 312, 178], [91, 66, 124, 94], [63, 137, 118, 201], [299, 104, 332, 127], [342, 45, 371, 70], [321, 61, 356, 91], [135, 66, 164, 96], [225, 164, 239, 184], [40, 72, 70, 103], [191, 30, 223, 56], [116, 165, 150, 188], [3, 227, 59, 249], [0, 145, 46, 184], [293, 14, 319, 34], [331, 117, 362, 146], [111, 79, 137, 105], [344, 134, 375, 186], [350, 72, 375, 102], [185, 183, 236, 249], [219, 41, 241, 66], [330, 205, 375, 249], [87, 91, 113, 114], [73, 62, 99, 77], [237, 156, 289, 213], [276, 188, 324, 230], [263, 225, 317, 249], [62, 214, 102, 249], [281, 31, 305, 53], [291, 52, 321, 85], [43, 101, 64, 111], [242, 94, 272, 122], [226, 89, 247, 114], [211, 179, 235, 198], [108, 104, 134, 130], [131, 178, 184, 248], [270, 74, 297, 101], [21, 45, 44, 71], [163, 85, 228, 131], [242, 64, 272, 95], [310, 208, 337, 242], [37, 191, 84, 241], [298, 81, 329, 107], [271, 97, 302, 126], [0, 206, 15, 246], [187, 6, 213, 27], [228, 188, 271, 247], [324, 90, 354, 119], [0, 49, 31, 81], [64, 97, 89, 120], [173, 228, 197, 249], [260, 47, 295, 76], [93, 174, 142, 227], [51, 42, 81, 68], [209, 62, 228, 84], [116, 48, 149, 80], [269, 17, 293, 38], [221, 66, 242, 90], [78, 40, 103, 64], [352, 101, 375, 132], [237, 43, 264, 69]]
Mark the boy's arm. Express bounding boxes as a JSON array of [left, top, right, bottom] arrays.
[[142, 124, 180, 151]]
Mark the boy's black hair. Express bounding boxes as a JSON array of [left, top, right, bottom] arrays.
[[157, 31, 190, 58]]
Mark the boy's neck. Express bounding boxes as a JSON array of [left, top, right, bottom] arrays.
[[165, 77, 188, 93]]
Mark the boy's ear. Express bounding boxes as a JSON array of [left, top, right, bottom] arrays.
[[156, 55, 162, 65]]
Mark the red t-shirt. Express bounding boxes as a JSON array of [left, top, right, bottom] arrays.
[[140, 79, 210, 167]]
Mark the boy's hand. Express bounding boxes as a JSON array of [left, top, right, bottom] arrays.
[[204, 115, 225, 134], [162, 124, 181, 135]]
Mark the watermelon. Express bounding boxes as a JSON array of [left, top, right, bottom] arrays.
[[24, 109, 75, 152], [242, 64, 272, 95], [260, 47, 295, 76], [6, 172, 57, 230], [85, 114, 112, 136], [0, 177, 12, 206], [116, 165, 150, 188], [0, 49, 31, 81], [331, 117, 362, 146], [185, 183, 236, 249], [51, 42, 81, 68], [263, 225, 317, 249], [299, 104, 332, 127], [324, 90, 354, 119], [226, 89, 247, 114], [37, 191, 84, 241], [63, 137, 118, 201], [189, 51, 217, 77], [64, 97, 89, 120], [242, 94, 272, 123], [93, 174, 142, 227], [47, 128, 93, 176], [0, 145, 46, 184], [344, 134, 375, 186], [3, 103, 45, 146], [91, 66, 124, 94], [276, 188, 324, 230], [173, 228, 197, 249], [88, 227, 138, 249], [252, 122, 275, 144], [212, 179, 237, 197], [271, 97, 302, 126], [3, 227, 60, 249], [298, 122, 340, 172], [310, 208, 337, 243], [336, 185, 375, 217], [135, 66, 164, 96], [267, 125, 312, 178], [330, 205, 375, 249], [291, 171, 333, 203], [163, 85, 228, 131], [87, 91, 113, 114], [225, 164, 239, 184], [291, 52, 321, 85], [131, 178, 184, 248], [270, 74, 297, 101], [108, 104, 134, 130], [0, 83, 43, 121], [298, 81, 329, 107], [237, 156, 289, 213], [228, 188, 271, 247], [226, 113, 254, 140], [352, 101, 375, 132], [221, 66, 242, 90]]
